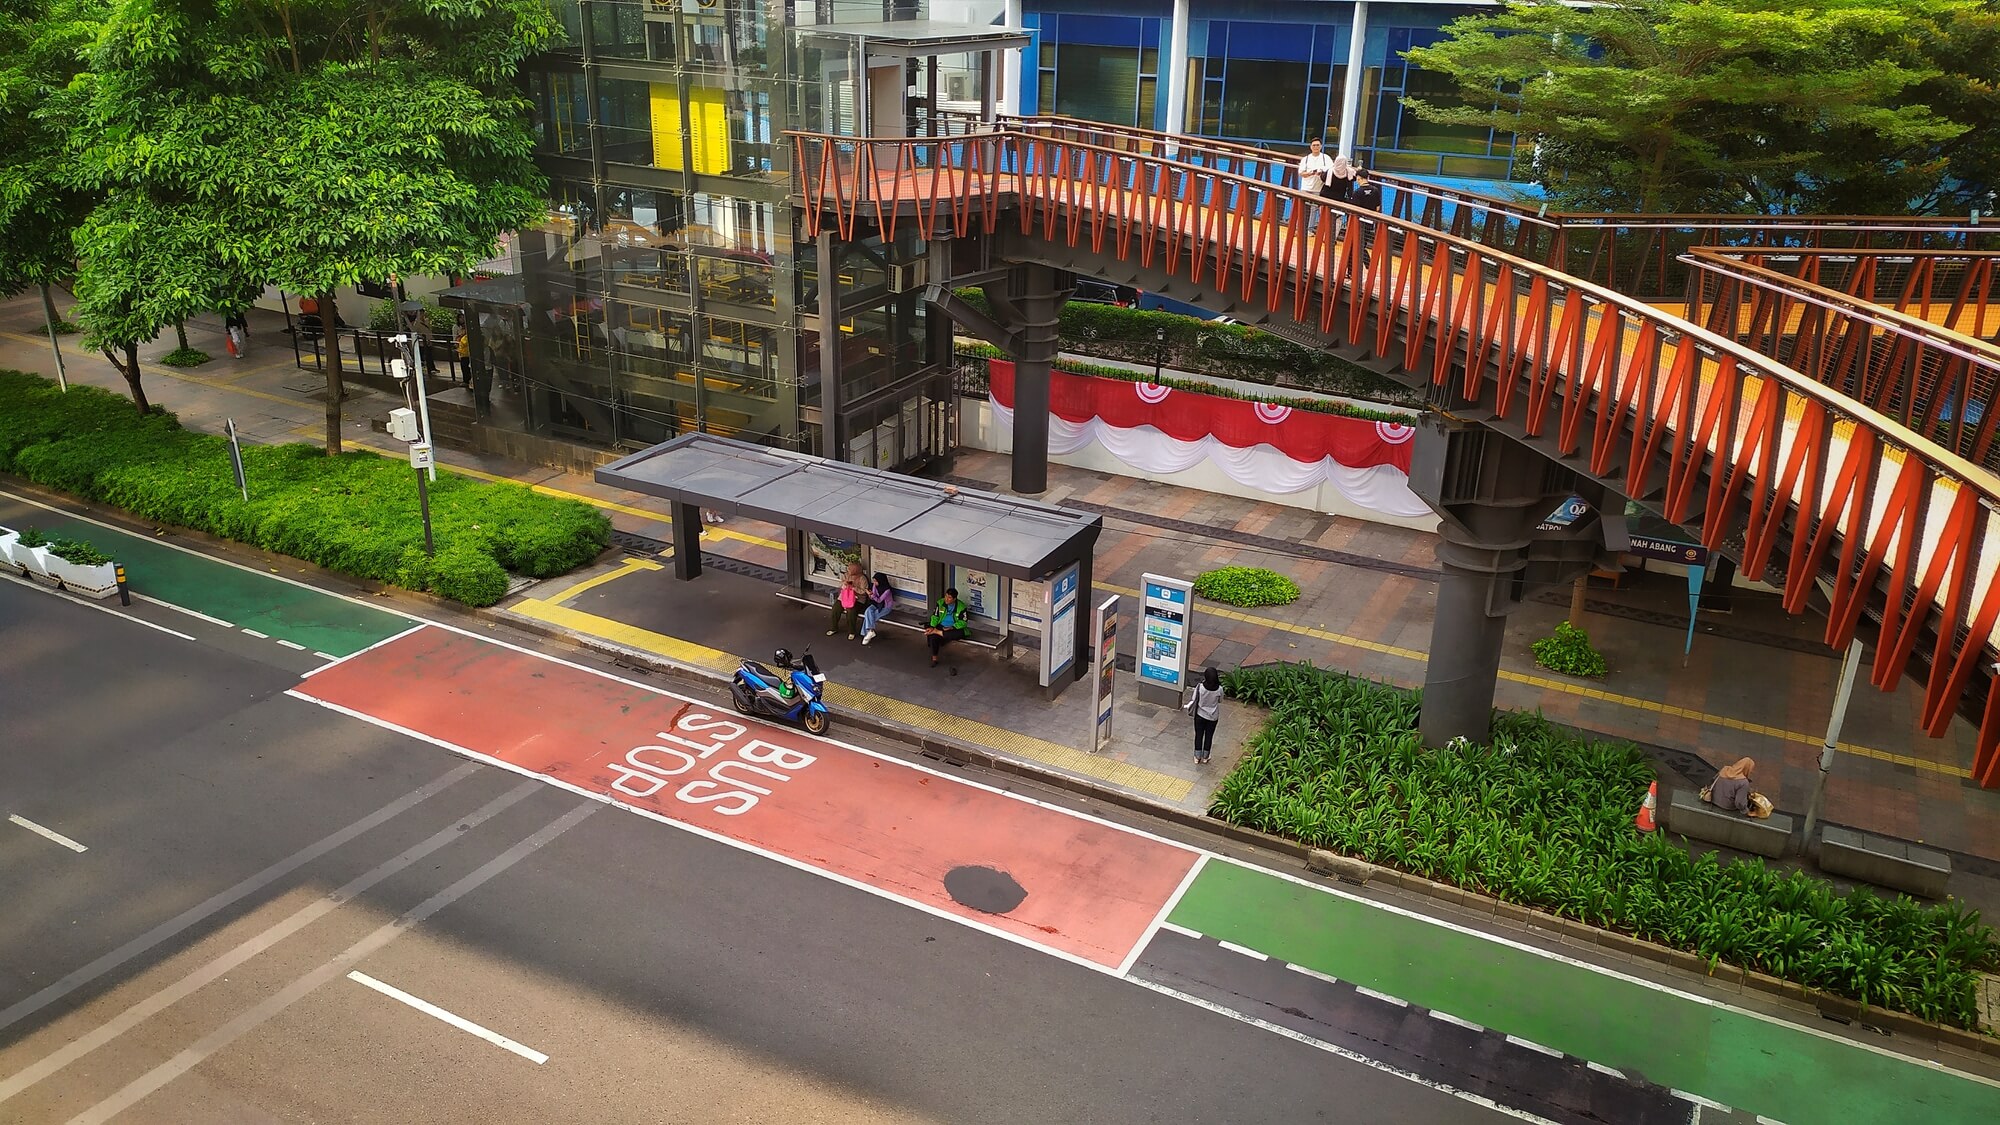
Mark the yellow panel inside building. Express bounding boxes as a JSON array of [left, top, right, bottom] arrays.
[[650, 84, 730, 175]]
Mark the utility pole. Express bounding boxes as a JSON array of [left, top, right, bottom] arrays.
[[1799, 638, 1865, 852], [401, 301, 438, 482]]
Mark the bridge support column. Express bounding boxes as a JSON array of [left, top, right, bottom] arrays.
[[1411, 416, 1603, 748], [925, 263, 1068, 496]]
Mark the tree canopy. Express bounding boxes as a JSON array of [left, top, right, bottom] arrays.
[[57, 0, 557, 430], [1403, 0, 2000, 215], [0, 0, 97, 311]]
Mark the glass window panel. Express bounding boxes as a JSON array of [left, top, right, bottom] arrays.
[[597, 77, 655, 168], [1393, 67, 1495, 155], [529, 72, 591, 157], [1054, 43, 1139, 125], [1218, 58, 1310, 143], [590, 0, 648, 59]]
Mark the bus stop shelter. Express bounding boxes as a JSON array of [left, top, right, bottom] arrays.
[[596, 434, 1102, 696]]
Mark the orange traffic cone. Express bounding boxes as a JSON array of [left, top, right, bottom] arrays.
[[1634, 781, 1658, 833]]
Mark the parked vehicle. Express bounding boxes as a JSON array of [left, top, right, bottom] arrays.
[[730, 647, 830, 734]]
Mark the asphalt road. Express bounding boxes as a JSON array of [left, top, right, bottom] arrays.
[[0, 572, 1504, 1123]]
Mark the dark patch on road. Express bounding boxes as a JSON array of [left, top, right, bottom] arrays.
[[944, 865, 1028, 914]]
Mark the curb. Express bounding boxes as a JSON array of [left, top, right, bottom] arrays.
[[7, 477, 1995, 1064]]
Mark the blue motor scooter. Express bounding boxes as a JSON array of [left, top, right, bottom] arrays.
[[730, 647, 830, 734]]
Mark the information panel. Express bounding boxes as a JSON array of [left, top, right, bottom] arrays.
[[1137, 573, 1193, 705], [1090, 597, 1118, 752], [1040, 563, 1081, 687]]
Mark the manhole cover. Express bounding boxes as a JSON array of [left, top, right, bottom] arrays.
[[944, 865, 1027, 915]]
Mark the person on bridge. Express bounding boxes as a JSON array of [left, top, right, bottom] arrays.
[[925, 587, 972, 667], [1184, 667, 1223, 764], [860, 573, 896, 645], [1297, 139, 1337, 230], [1704, 758, 1756, 814]]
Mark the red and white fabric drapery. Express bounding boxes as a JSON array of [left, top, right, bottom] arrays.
[[986, 361, 1430, 519]]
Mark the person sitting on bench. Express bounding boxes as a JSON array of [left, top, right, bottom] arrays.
[[924, 587, 972, 667], [1703, 757, 1755, 814]]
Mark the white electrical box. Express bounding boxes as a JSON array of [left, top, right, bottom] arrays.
[[387, 408, 421, 442], [408, 442, 435, 470]]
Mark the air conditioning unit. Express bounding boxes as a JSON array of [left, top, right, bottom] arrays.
[[888, 258, 928, 293], [947, 76, 969, 102]]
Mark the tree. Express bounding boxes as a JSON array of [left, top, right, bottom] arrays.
[[0, 0, 98, 330], [64, 0, 555, 446], [1402, 0, 1983, 215]]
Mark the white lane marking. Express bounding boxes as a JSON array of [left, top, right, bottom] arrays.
[[1216, 856, 2000, 1090], [1354, 985, 1408, 1007], [241, 628, 268, 639], [1217, 940, 1269, 961], [1673, 1090, 1731, 1113], [63, 806, 594, 1125], [0, 571, 195, 641], [1756, 1116, 1790, 1124], [1429, 1010, 1483, 1032], [1586, 1061, 1626, 1079], [0, 781, 538, 1107], [283, 690, 1122, 980], [1125, 977, 1566, 1125], [1116, 854, 1209, 975], [133, 594, 230, 627], [7, 815, 87, 853], [346, 972, 547, 1064], [297, 623, 427, 679], [1505, 1034, 1563, 1058], [313, 651, 337, 661], [0, 764, 479, 1036], [1159, 922, 1203, 940], [1287, 963, 1340, 986], [275, 639, 306, 651]]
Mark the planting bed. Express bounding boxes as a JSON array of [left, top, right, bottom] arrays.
[[1210, 662, 2000, 1030]]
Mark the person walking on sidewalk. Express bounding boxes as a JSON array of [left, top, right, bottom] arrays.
[[860, 573, 896, 645], [828, 562, 866, 639], [924, 587, 972, 667], [1185, 667, 1223, 764], [223, 310, 250, 359]]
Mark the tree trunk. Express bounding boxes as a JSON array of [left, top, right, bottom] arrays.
[[40, 283, 60, 327], [104, 344, 150, 413], [1568, 574, 1589, 626], [174, 320, 189, 352], [321, 290, 345, 454]]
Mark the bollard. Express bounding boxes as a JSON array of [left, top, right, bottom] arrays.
[[115, 563, 129, 607]]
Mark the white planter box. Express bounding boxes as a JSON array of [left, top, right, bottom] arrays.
[[41, 554, 119, 599], [0, 528, 19, 571]]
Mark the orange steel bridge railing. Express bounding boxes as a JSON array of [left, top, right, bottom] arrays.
[[988, 116, 2000, 305], [789, 126, 2000, 785]]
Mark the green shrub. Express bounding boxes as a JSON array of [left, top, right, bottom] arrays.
[[14, 526, 51, 547], [0, 370, 610, 605], [368, 297, 457, 334], [50, 319, 80, 335], [160, 347, 211, 368], [1532, 621, 1609, 678], [958, 344, 1413, 425], [1212, 662, 2000, 1029], [1194, 565, 1302, 607], [428, 545, 510, 607], [46, 538, 112, 567]]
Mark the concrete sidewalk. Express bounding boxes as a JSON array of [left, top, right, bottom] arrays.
[[5, 291, 1997, 868]]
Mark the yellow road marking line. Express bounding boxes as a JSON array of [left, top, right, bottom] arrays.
[[507, 597, 1194, 802], [545, 556, 664, 606], [1099, 581, 1970, 779]]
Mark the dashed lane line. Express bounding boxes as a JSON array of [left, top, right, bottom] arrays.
[[8, 815, 87, 854], [346, 972, 548, 1065]]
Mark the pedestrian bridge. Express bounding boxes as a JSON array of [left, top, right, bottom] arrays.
[[788, 116, 2000, 786]]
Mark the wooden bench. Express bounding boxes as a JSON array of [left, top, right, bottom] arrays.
[[1818, 826, 1951, 899], [773, 589, 1013, 658], [1666, 787, 1794, 858]]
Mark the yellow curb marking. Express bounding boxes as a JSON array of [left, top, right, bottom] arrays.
[[545, 556, 665, 606], [1098, 581, 1969, 779], [507, 596, 1194, 803]]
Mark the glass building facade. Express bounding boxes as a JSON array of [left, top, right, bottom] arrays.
[[1021, 1, 1517, 182]]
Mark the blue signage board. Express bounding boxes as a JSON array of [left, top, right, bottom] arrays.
[[1138, 575, 1193, 689], [1040, 563, 1082, 687]]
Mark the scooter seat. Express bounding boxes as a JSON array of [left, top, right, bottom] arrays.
[[741, 660, 780, 682]]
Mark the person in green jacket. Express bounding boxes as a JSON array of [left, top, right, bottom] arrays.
[[924, 587, 972, 667]]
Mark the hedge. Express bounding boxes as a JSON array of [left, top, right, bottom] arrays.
[[0, 370, 609, 606], [953, 288, 1424, 407], [1194, 565, 1302, 607], [1211, 662, 2000, 1029]]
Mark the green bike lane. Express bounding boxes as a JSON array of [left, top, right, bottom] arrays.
[[1163, 859, 2000, 1124], [1, 494, 412, 657]]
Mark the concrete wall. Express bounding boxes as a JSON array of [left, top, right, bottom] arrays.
[[959, 395, 1441, 532]]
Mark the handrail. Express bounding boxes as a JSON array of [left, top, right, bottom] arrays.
[[788, 124, 2000, 781], [1683, 248, 2000, 474]]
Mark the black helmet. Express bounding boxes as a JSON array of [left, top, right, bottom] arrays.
[[773, 647, 793, 667]]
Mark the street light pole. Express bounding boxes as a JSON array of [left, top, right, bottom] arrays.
[[401, 301, 438, 482], [1152, 326, 1165, 384]]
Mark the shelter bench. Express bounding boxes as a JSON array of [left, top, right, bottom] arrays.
[[1665, 787, 1794, 859], [1817, 826, 1951, 899], [772, 589, 1014, 659]]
